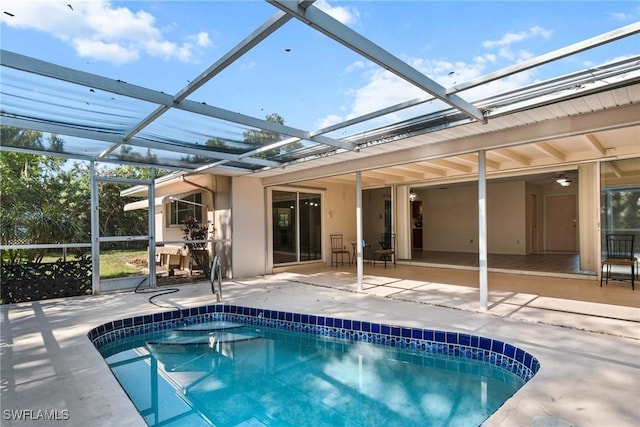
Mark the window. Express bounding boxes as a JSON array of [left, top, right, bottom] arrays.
[[169, 193, 202, 226]]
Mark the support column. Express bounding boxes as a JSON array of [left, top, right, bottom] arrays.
[[478, 150, 488, 310], [578, 163, 599, 272], [90, 161, 100, 295], [395, 185, 412, 260], [148, 168, 157, 288], [356, 171, 363, 291]]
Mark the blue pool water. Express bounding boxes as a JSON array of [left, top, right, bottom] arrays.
[[90, 305, 539, 427]]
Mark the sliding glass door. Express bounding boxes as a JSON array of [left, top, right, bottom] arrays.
[[272, 190, 322, 265]]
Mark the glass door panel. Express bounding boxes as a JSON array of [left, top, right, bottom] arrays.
[[273, 191, 297, 264], [272, 190, 322, 265], [299, 193, 321, 262]]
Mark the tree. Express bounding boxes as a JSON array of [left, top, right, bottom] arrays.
[[242, 113, 301, 158], [0, 127, 76, 263]]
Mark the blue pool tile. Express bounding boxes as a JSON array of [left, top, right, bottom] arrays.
[[423, 329, 434, 341], [446, 332, 458, 344], [459, 334, 471, 347], [491, 340, 504, 353], [480, 337, 491, 350], [89, 303, 540, 383]]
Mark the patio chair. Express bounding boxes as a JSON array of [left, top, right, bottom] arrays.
[[374, 233, 396, 268], [330, 234, 351, 267], [600, 234, 636, 290]]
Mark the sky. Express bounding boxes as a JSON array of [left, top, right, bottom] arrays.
[[1, 0, 639, 141]]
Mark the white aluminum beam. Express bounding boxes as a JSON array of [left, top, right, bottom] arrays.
[[122, 11, 293, 143], [0, 116, 281, 168], [268, 0, 485, 123], [0, 49, 354, 155], [449, 22, 640, 94]]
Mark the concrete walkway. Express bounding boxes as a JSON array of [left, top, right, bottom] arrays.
[[1, 269, 639, 426]]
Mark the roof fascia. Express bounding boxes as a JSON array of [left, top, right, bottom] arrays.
[[260, 102, 640, 186]]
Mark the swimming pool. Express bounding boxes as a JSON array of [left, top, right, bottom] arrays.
[[89, 304, 540, 426]]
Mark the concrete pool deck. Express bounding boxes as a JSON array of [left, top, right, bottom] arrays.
[[1, 267, 639, 426]]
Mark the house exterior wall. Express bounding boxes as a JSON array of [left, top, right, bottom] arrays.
[[231, 176, 266, 278], [323, 183, 357, 265]]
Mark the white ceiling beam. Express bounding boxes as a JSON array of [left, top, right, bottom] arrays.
[[605, 161, 623, 178], [581, 133, 607, 156], [267, 0, 485, 123], [429, 159, 473, 174], [491, 148, 532, 166], [534, 142, 566, 161], [457, 153, 500, 170], [408, 163, 448, 177]]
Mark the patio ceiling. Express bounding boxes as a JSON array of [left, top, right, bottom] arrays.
[[1, 1, 639, 186]]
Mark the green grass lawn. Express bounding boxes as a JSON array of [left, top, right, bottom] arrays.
[[40, 249, 148, 279]]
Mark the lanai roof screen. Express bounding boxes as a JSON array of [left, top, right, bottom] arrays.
[[1, 1, 639, 172]]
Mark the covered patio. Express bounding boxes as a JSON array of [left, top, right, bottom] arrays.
[[1, 265, 638, 426]]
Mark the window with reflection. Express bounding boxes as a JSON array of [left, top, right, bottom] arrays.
[[600, 158, 640, 258], [169, 193, 202, 226], [272, 190, 322, 264]]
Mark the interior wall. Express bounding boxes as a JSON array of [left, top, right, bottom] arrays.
[[421, 185, 479, 252], [419, 181, 527, 254], [541, 181, 578, 252], [488, 181, 527, 254], [525, 182, 544, 254]]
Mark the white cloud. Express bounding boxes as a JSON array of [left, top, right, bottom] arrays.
[[1, 0, 212, 65], [314, 114, 343, 130], [315, 0, 360, 26], [73, 39, 139, 65], [345, 60, 366, 73], [482, 26, 553, 49]]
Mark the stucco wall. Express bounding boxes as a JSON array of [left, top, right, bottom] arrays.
[[231, 176, 265, 278], [323, 183, 357, 265]]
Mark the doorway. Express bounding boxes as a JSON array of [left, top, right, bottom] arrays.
[[272, 190, 322, 265], [545, 194, 577, 252]]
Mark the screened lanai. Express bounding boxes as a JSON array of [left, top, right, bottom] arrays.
[[1, 1, 640, 306]]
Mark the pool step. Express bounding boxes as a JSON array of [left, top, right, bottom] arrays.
[[173, 321, 246, 332], [148, 332, 261, 349]]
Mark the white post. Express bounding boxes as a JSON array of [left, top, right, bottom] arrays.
[[148, 168, 156, 288], [90, 161, 100, 294], [356, 171, 363, 291], [478, 150, 488, 310]]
